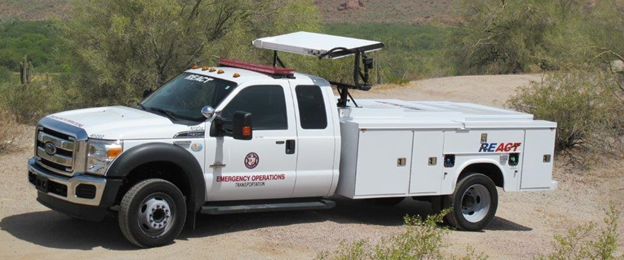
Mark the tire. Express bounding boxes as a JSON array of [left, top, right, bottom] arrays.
[[444, 173, 498, 231], [118, 179, 187, 248], [370, 197, 405, 206]]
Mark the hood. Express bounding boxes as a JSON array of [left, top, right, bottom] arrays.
[[46, 106, 199, 140]]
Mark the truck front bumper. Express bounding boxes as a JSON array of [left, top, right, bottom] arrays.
[[27, 158, 122, 221]]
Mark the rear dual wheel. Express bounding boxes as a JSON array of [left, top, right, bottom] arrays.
[[118, 179, 187, 248], [444, 173, 498, 231]]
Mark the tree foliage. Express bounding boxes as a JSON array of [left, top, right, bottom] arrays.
[[63, 0, 322, 107], [448, 0, 585, 74]]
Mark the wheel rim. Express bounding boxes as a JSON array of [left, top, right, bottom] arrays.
[[460, 184, 491, 223], [137, 193, 175, 237]]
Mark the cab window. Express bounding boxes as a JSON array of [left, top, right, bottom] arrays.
[[295, 85, 327, 129], [221, 85, 288, 130]]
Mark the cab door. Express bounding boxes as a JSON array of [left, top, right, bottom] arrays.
[[205, 83, 298, 201], [289, 84, 336, 197]]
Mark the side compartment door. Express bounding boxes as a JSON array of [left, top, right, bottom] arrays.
[[520, 129, 556, 190], [290, 85, 336, 197], [205, 84, 298, 201], [409, 131, 444, 195], [355, 130, 413, 196]]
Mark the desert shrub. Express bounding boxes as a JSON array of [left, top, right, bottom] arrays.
[[447, 0, 590, 75], [317, 209, 488, 260], [537, 206, 621, 260], [508, 70, 623, 159], [0, 77, 69, 124], [448, 0, 554, 74]]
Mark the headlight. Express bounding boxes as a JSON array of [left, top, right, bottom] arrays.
[[86, 139, 123, 175]]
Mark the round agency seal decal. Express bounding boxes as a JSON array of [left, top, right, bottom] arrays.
[[244, 152, 259, 169], [190, 143, 203, 152]]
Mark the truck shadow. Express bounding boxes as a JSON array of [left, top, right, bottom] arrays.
[[184, 197, 422, 239], [184, 196, 532, 239], [1, 198, 531, 250], [485, 216, 533, 231], [0, 210, 134, 250]]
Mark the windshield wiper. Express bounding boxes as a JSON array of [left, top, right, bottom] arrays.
[[149, 107, 179, 121]]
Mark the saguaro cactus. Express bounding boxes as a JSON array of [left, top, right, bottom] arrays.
[[20, 55, 33, 84]]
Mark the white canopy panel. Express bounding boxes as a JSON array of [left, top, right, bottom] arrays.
[[252, 31, 384, 59]]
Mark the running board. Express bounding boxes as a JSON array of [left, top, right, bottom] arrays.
[[200, 199, 335, 215]]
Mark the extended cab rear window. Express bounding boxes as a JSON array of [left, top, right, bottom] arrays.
[[295, 85, 327, 129]]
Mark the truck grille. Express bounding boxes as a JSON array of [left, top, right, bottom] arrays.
[[36, 127, 76, 176]]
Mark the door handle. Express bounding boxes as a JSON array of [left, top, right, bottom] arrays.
[[285, 140, 295, 154], [209, 162, 226, 170]]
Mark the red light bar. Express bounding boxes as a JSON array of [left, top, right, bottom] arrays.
[[219, 59, 295, 76]]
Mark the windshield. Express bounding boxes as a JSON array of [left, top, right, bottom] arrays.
[[141, 73, 237, 122]]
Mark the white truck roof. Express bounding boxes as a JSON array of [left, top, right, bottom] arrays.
[[252, 31, 384, 59]]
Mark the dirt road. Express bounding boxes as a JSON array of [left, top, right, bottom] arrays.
[[1, 74, 622, 259]]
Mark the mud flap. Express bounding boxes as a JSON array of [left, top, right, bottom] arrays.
[[430, 196, 446, 214], [186, 210, 197, 231]]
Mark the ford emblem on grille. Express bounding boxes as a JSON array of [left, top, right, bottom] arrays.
[[44, 142, 57, 156]]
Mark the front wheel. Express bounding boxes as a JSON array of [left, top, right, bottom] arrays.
[[444, 173, 498, 231], [118, 179, 187, 247]]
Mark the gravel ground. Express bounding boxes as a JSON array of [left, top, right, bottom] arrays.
[[1, 74, 622, 259]]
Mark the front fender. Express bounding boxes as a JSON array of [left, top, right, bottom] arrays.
[[106, 142, 206, 212]]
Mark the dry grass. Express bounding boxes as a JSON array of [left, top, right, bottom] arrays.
[[0, 0, 70, 21], [0, 110, 33, 155], [0, 111, 20, 155], [1, 0, 457, 24], [316, 0, 459, 24]]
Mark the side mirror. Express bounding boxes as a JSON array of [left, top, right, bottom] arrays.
[[209, 111, 253, 141], [142, 88, 153, 99], [232, 111, 252, 140], [201, 106, 216, 118]]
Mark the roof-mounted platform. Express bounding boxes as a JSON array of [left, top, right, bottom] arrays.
[[252, 32, 385, 108], [252, 31, 384, 59]]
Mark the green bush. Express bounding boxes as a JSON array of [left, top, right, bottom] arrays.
[[508, 70, 622, 158], [317, 209, 488, 260], [0, 66, 11, 80], [537, 206, 621, 260], [0, 20, 68, 73]]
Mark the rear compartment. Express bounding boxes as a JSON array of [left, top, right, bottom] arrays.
[[335, 99, 557, 199]]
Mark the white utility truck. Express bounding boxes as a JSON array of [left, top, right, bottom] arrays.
[[28, 32, 558, 247]]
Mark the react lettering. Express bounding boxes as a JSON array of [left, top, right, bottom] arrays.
[[478, 142, 521, 153]]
